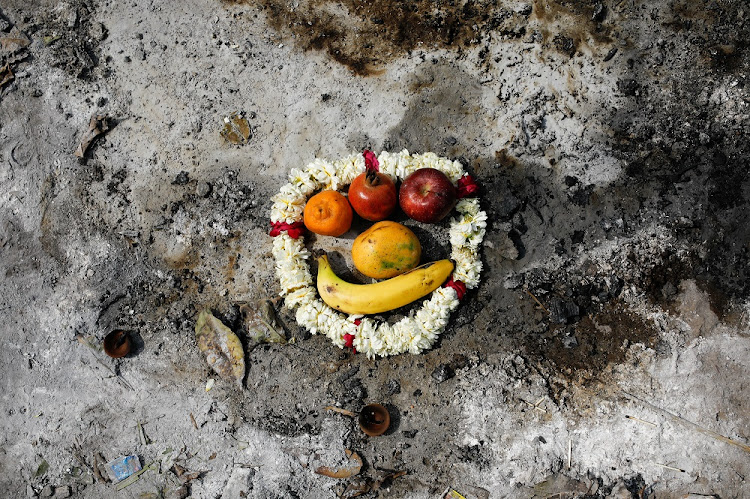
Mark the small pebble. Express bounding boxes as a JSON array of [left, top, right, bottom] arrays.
[[548, 297, 580, 324], [173, 171, 190, 185], [54, 485, 72, 498], [196, 181, 211, 197], [562, 335, 579, 349], [386, 379, 401, 395], [431, 364, 455, 383]]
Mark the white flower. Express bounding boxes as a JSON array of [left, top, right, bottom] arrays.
[[288, 168, 318, 196], [270, 183, 307, 223], [449, 201, 487, 252], [456, 198, 482, 216], [307, 158, 343, 191], [451, 246, 483, 288], [272, 235, 313, 295], [333, 153, 365, 185], [284, 286, 317, 309], [379, 149, 419, 180], [319, 311, 351, 347], [354, 319, 385, 359], [294, 299, 335, 335]]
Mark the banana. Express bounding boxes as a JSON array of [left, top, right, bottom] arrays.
[[316, 254, 454, 315]]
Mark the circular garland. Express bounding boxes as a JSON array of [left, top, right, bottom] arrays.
[[269, 150, 487, 358]]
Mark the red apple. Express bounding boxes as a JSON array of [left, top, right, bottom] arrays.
[[348, 169, 398, 221], [399, 168, 457, 223]]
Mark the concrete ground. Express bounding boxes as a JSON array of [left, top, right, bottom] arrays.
[[0, 0, 748, 497]]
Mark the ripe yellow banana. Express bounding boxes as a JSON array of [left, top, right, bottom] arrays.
[[316, 254, 454, 315]]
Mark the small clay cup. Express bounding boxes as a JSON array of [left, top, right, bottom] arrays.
[[103, 330, 131, 358], [359, 403, 390, 436]]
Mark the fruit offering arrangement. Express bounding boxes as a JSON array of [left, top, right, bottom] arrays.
[[269, 150, 486, 358]]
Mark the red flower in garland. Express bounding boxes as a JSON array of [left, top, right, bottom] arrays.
[[342, 319, 362, 353], [343, 333, 357, 354], [443, 277, 467, 300], [363, 149, 380, 171], [269, 221, 304, 239], [457, 174, 479, 198]]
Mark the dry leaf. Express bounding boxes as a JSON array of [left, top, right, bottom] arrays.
[[74, 115, 111, 158], [0, 27, 30, 53], [532, 474, 592, 497], [220, 114, 251, 145], [315, 449, 362, 479], [0, 63, 13, 88], [241, 300, 286, 345], [195, 310, 245, 386]]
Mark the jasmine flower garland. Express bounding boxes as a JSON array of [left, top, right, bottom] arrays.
[[269, 150, 486, 358]]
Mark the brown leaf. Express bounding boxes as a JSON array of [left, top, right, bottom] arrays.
[[195, 310, 245, 385], [74, 115, 111, 158], [371, 470, 407, 492], [171, 464, 204, 483], [172, 463, 187, 477], [220, 114, 251, 145], [339, 478, 371, 498], [181, 471, 203, 482], [0, 27, 30, 53], [315, 449, 362, 479], [532, 474, 592, 497], [241, 300, 286, 345], [0, 63, 13, 88]]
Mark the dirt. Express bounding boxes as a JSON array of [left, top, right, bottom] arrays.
[[1, 0, 749, 497]]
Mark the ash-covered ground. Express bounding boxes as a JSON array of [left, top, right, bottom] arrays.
[[1, 0, 748, 497]]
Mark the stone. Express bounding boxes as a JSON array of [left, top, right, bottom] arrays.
[[53, 485, 71, 498], [431, 364, 455, 383], [386, 379, 401, 395], [548, 297, 580, 324], [173, 171, 190, 185], [196, 181, 211, 197], [562, 335, 578, 349], [220, 467, 255, 499]]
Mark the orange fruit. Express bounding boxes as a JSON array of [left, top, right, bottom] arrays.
[[351, 221, 421, 279], [303, 190, 353, 237]]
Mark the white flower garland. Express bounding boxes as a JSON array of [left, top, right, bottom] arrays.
[[270, 150, 486, 358]]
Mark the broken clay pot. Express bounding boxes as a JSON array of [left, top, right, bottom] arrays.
[[359, 403, 390, 436], [103, 330, 132, 358]]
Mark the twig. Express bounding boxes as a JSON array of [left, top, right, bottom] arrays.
[[190, 413, 199, 430], [137, 421, 151, 445], [115, 461, 157, 491], [521, 398, 547, 413], [568, 439, 572, 470], [76, 334, 134, 391], [622, 391, 750, 455], [654, 462, 685, 473], [325, 406, 357, 417], [71, 450, 103, 483], [525, 289, 549, 313], [625, 414, 657, 427]]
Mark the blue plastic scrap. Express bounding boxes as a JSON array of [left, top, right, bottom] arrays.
[[106, 455, 142, 482]]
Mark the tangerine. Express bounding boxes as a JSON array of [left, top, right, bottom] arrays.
[[303, 190, 353, 237]]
